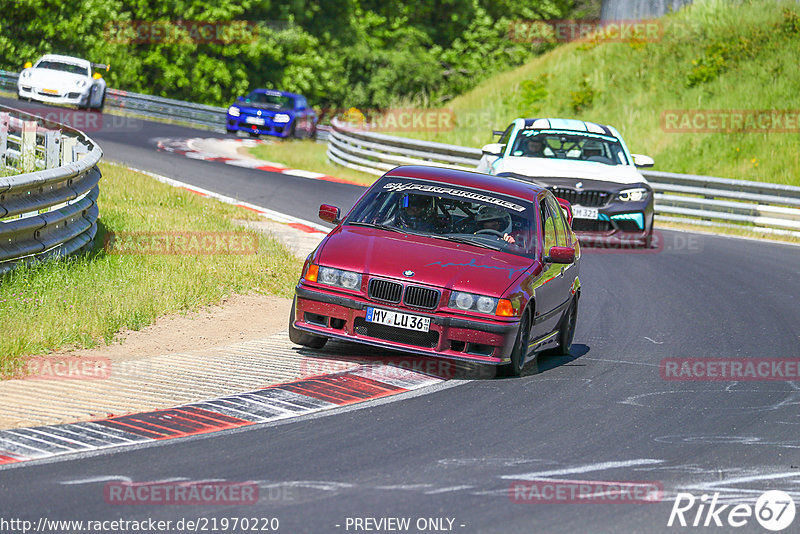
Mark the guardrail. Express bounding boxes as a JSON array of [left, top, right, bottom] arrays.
[[105, 89, 227, 132], [2, 68, 228, 132], [327, 118, 800, 237], [0, 105, 101, 274]]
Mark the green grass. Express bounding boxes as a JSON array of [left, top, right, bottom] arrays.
[[0, 162, 302, 374], [391, 0, 800, 186], [249, 139, 377, 186]]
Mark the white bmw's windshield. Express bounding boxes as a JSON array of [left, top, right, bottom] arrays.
[[511, 130, 629, 165]]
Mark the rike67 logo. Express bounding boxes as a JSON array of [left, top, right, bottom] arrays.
[[668, 491, 796, 531]]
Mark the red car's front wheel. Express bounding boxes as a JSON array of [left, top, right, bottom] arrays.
[[499, 308, 531, 377], [288, 300, 328, 349]]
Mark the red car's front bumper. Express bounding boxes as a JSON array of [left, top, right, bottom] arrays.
[[293, 284, 521, 364]]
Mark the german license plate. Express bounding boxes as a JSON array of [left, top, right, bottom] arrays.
[[245, 116, 265, 125], [366, 307, 430, 332], [572, 206, 599, 219], [42, 88, 59, 95]]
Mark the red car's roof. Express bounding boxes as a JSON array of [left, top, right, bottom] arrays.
[[383, 165, 546, 202]]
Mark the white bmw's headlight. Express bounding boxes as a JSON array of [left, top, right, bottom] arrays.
[[449, 291, 498, 315], [618, 187, 649, 202], [317, 266, 362, 290], [273, 113, 291, 123], [228, 106, 241, 117]]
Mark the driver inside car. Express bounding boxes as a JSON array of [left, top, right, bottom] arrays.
[[396, 194, 438, 232], [582, 140, 604, 160], [474, 206, 516, 244]]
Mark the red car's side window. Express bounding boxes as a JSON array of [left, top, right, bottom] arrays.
[[545, 195, 568, 247], [540, 200, 557, 252]]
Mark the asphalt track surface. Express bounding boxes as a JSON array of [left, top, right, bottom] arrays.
[[2, 98, 800, 533]]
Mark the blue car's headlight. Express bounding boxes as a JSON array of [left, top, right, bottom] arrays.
[[228, 106, 241, 117], [618, 187, 649, 202], [273, 113, 291, 123]]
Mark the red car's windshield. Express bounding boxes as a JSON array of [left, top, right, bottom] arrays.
[[345, 178, 537, 256]]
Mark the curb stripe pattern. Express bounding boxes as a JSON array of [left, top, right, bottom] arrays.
[[123, 166, 331, 234], [0, 365, 443, 467], [156, 137, 363, 186]]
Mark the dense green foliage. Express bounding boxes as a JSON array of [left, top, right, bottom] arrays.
[[0, 0, 598, 109]]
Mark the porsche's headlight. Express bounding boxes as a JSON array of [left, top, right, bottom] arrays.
[[21, 70, 31, 79], [449, 291, 498, 315], [317, 266, 362, 290], [228, 106, 241, 117], [273, 113, 291, 123], [76, 79, 87, 88], [618, 187, 649, 202]]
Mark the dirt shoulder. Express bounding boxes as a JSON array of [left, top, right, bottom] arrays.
[[51, 293, 291, 363], [0, 211, 335, 430]]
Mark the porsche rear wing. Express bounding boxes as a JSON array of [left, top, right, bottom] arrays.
[[91, 62, 110, 72]]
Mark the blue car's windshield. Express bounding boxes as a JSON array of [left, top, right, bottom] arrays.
[[244, 92, 294, 110]]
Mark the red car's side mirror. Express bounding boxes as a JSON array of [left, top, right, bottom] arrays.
[[546, 246, 575, 264], [319, 204, 341, 224], [556, 197, 573, 227]]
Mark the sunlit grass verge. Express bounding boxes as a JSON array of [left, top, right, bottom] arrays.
[[249, 139, 378, 186], [0, 161, 302, 374]]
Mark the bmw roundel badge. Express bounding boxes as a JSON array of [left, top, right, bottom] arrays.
[[403, 270, 415, 277]]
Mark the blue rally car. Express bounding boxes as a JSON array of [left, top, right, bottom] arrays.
[[226, 89, 317, 138]]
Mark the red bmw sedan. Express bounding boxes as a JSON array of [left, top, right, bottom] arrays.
[[290, 165, 581, 376]]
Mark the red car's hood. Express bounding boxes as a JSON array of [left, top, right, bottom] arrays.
[[316, 226, 535, 296]]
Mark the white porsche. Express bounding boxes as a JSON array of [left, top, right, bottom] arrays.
[[17, 54, 108, 111]]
